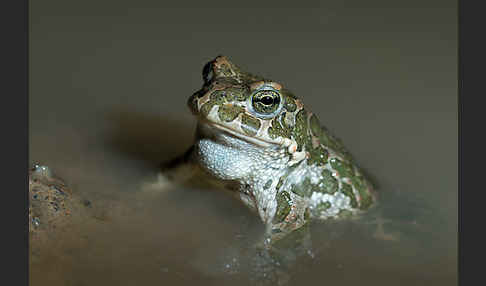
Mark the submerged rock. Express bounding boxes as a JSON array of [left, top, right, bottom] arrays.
[[29, 163, 93, 257]]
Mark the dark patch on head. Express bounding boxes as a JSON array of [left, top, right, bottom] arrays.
[[218, 104, 244, 122], [241, 114, 261, 136]]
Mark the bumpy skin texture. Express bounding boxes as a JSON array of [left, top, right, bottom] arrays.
[[187, 55, 376, 244]]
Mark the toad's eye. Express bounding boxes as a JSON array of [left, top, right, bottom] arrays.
[[250, 89, 282, 117]]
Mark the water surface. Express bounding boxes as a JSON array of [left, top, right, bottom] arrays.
[[30, 1, 457, 285]]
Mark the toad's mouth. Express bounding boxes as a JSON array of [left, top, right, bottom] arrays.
[[196, 118, 279, 148]]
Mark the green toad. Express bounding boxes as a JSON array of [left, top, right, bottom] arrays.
[[171, 55, 377, 245]]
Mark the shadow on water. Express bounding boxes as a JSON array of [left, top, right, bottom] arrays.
[[103, 109, 195, 168]]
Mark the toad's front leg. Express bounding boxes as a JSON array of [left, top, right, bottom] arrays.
[[263, 190, 311, 247], [255, 191, 313, 268]]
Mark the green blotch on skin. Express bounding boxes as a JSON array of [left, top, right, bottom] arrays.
[[210, 87, 247, 103], [292, 109, 308, 152], [315, 201, 331, 213], [200, 101, 215, 117], [263, 179, 273, 190], [200, 91, 225, 117], [216, 63, 233, 77], [221, 89, 235, 102], [218, 104, 244, 122], [337, 209, 353, 218], [319, 170, 338, 194], [240, 72, 265, 84], [210, 85, 249, 103], [330, 158, 354, 178], [290, 177, 313, 197], [334, 139, 353, 162], [307, 143, 329, 166], [319, 127, 353, 162], [341, 183, 358, 208], [241, 114, 261, 136], [280, 112, 294, 130], [303, 128, 315, 164], [304, 116, 330, 166], [210, 90, 226, 99], [229, 87, 248, 101], [351, 175, 374, 209], [273, 191, 291, 223], [360, 196, 374, 210], [318, 127, 331, 146], [309, 114, 323, 137], [284, 95, 297, 112], [268, 127, 277, 139], [268, 117, 291, 139]]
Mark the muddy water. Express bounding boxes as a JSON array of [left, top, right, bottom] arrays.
[[29, 1, 457, 285]]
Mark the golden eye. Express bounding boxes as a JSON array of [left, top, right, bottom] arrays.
[[251, 89, 282, 116]]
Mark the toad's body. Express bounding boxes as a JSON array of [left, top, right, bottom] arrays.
[[173, 56, 376, 244]]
